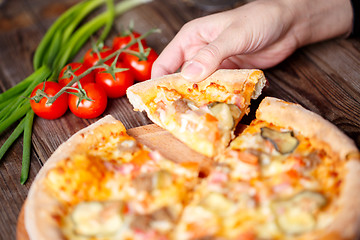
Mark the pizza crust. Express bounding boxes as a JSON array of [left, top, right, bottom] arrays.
[[257, 97, 360, 239], [25, 115, 124, 240]]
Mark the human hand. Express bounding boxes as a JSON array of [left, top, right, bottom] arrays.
[[152, 0, 353, 82]]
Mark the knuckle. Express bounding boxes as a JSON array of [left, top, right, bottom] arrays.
[[199, 43, 221, 60]]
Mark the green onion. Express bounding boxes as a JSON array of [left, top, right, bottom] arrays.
[[0, 118, 25, 161], [99, 0, 116, 43], [61, 0, 107, 44], [0, 66, 51, 122], [0, 103, 31, 136], [32, 0, 89, 70], [0, 68, 40, 103], [20, 110, 34, 184]]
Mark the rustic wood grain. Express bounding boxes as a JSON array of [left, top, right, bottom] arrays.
[[0, 0, 359, 239]]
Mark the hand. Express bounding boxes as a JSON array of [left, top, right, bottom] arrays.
[[152, 0, 353, 82]]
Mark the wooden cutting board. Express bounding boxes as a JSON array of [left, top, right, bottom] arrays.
[[16, 124, 212, 240]]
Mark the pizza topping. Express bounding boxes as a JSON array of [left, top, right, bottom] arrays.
[[303, 151, 322, 170], [117, 139, 139, 153], [229, 104, 242, 120], [176, 205, 220, 239], [153, 170, 174, 189], [260, 127, 299, 154], [272, 190, 327, 235], [71, 201, 123, 237], [276, 206, 316, 235], [132, 173, 154, 192], [291, 190, 327, 211], [200, 192, 235, 216], [131, 170, 173, 193], [224, 150, 260, 180], [209, 103, 235, 130], [208, 169, 229, 185], [130, 206, 177, 233], [173, 99, 192, 114]]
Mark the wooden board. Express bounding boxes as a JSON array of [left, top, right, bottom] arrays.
[[2, 0, 360, 238], [16, 124, 212, 240]]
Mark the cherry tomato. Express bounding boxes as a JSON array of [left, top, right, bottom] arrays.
[[68, 83, 107, 119], [112, 31, 147, 59], [123, 48, 158, 82], [95, 62, 134, 98], [30, 82, 68, 120], [83, 46, 115, 68], [58, 62, 94, 90]]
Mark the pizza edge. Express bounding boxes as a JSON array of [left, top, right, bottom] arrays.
[[256, 97, 360, 240], [24, 115, 124, 240]]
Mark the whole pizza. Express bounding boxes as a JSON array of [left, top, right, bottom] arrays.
[[25, 70, 360, 240]]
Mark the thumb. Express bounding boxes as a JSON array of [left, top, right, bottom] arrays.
[[180, 31, 241, 82]]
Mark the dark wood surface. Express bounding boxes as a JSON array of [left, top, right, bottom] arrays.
[[0, 0, 359, 239]]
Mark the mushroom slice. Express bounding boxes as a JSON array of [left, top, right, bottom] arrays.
[[260, 127, 299, 154], [71, 201, 123, 237], [272, 191, 327, 235]]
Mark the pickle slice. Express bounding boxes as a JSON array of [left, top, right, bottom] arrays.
[[260, 127, 299, 154], [272, 191, 327, 235], [209, 103, 235, 130]]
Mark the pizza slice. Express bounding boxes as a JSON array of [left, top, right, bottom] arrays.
[[127, 69, 266, 157], [25, 116, 200, 240], [175, 97, 359, 240]]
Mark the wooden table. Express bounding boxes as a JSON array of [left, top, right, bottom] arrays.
[[0, 0, 359, 239]]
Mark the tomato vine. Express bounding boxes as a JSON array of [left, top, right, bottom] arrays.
[[0, 0, 152, 184]]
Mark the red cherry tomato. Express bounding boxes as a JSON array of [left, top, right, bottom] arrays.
[[68, 83, 107, 119], [58, 62, 94, 90], [83, 46, 115, 68], [95, 62, 134, 98], [112, 31, 147, 59], [30, 82, 68, 120], [123, 48, 158, 82]]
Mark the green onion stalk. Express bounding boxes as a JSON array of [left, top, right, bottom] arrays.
[[0, 0, 151, 184]]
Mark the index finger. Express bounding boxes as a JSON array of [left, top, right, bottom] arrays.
[[151, 35, 186, 78]]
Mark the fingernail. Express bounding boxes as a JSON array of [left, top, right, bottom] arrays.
[[181, 61, 205, 81]]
